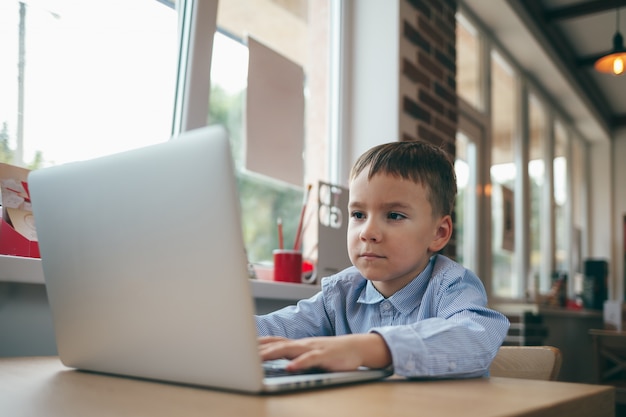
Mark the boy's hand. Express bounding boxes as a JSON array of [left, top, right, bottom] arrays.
[[258, 333, 392, 372]]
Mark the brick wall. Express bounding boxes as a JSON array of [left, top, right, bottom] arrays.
[[399, 0, 458, 257], [400, 0, 457, 155]]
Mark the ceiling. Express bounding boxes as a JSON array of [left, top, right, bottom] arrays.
[[461, 0, 626, 143]]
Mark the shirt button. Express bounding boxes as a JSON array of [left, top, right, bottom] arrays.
[[449, 362, 457, 370], [382, 302, 391, 311]]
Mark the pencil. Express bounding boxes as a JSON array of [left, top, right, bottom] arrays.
[[277, 217, 284, 250], [293, 184, 312, 251]]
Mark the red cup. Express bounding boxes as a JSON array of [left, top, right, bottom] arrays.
[[273, 249, 303, 283]]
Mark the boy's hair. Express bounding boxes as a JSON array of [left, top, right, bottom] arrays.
[[350, 140, 457, 218]]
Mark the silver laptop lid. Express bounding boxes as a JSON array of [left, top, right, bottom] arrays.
[[29, 125, 265, 392]]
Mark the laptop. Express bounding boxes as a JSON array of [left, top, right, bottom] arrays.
[[28, 125, 392, 394]]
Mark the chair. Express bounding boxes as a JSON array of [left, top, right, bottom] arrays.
[[589, 329, 626, 404], [489, 346, 562, 381]]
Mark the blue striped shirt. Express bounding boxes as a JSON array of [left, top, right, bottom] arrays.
[[255, 254, 510, 378]]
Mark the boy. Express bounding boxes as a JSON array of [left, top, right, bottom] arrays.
[[256, 141, 510, 378]]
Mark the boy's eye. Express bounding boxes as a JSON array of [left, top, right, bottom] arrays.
[[351, 211, 365, 219], [388, 212, 406, 220]]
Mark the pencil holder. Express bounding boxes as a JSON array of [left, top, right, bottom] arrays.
[[273, 249, 302, 283]]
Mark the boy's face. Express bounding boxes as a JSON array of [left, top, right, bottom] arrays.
[[347, 170, 452, 297]]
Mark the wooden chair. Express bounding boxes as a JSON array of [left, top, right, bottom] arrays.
[[589, 329, 626, 404], [489, 346, 562, 381]]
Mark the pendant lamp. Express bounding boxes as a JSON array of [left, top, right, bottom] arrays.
[[594, 8, 626, 75]]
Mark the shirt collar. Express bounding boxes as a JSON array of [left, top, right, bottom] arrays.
[[357, 256, 436, 315]]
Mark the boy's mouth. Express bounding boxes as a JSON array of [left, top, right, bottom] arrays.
[[360, 252, 384, 260]]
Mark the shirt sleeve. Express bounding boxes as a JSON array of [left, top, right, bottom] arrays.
[[371, 268, 510, 379], [255, 291, 335, 338]]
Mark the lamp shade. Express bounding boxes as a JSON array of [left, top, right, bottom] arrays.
[[594, 51, 626, 75], [595, 26, 626, 75]]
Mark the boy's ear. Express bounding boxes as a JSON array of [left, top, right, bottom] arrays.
[[428, 215, 453, 253]]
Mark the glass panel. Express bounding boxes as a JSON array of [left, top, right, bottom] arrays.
[[455, 131, 476, 270], [210, 1, 330, 264], [571, 136, 584, 300], [455, 132, 468, 266], [528, 93, 547, 296], [490, 50, 518, 299], [0, 0, 178, 168], [571, 136, 584, 271], [456, 13, 482, 109], [554, 121, 568, 274]]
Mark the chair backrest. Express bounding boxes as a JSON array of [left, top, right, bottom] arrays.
[[589, 329, 626, 405], [489, 346, 562, 381], [589, 329, 626, 385]]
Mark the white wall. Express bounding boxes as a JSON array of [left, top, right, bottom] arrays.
[[341, 0, 400, 186]]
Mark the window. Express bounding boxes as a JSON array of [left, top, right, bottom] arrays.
[[571, 135, 586, 299], [455, 10, 489, 284], [455, 131, 475, 270], [528, 93, 547, 295], [571, 136, 585, 273], [490, 50, 518, 299], [0, 0, 178, 168], [456, 12, 482, 110], [209, 0, 331, 264], [554, 121, 569, 274], [1, 0, 333, 266]]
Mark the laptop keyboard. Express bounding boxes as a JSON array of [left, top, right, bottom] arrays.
[[263, 359, 327, 377]]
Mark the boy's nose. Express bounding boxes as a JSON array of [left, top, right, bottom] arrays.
[[359, 220, 381, 242]]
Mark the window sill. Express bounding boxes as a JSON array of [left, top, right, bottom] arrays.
[[0, 254, 320, 301], [250, 279, 320, 300], [0, 255, 44, 284]]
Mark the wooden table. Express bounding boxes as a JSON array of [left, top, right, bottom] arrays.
[[0, 357, 615, 417]]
